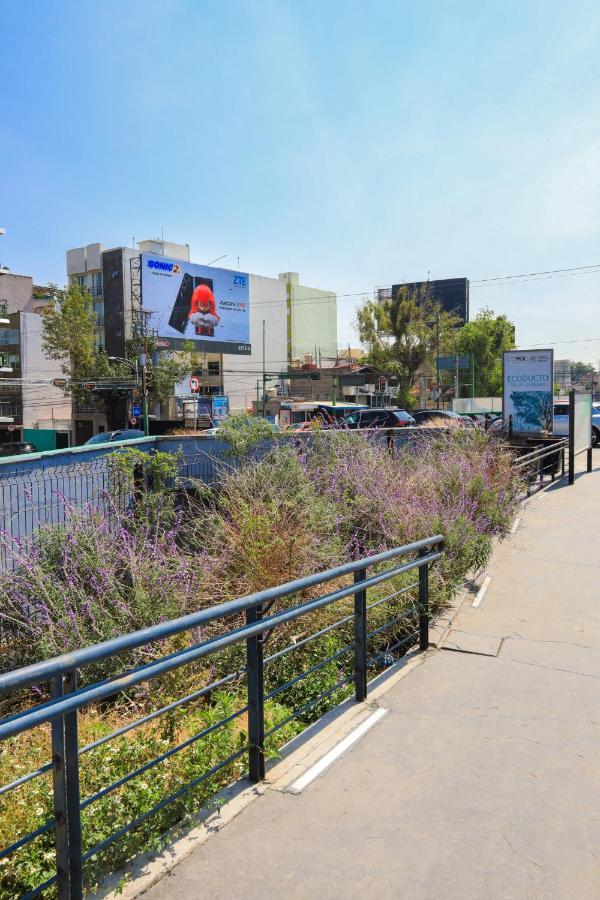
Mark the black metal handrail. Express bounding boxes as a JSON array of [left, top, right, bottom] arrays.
[[0, 535, 443, 899], [511, 438, 567, 495]]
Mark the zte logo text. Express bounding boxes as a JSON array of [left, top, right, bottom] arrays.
[[233, 275, 248, 286], [147, 260, 181, 274]]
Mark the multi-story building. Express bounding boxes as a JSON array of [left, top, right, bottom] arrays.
[[0, 272, 71, 448], [66, 239, 337, 429]]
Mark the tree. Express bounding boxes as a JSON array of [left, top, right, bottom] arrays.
[[356, 286, 459, 406], [42, 284, 196, 425], [453, 308, 515, 397], [570, 360, 594, 379], [41, 283, 97, 384]]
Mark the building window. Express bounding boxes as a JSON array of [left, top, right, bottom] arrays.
[[91, 271, 103, 297], [208, 361, 220, 376]]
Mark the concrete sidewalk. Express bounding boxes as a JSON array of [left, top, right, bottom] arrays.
[[143, 468, 600, 900]]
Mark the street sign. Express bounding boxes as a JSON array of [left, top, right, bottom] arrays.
[[132, 405, 141, 417], [154, 338, 171, 349], [130, 417, 137, 427], [83, 381, 96, 391], [189, 376, 201, 393], [52, 377, 67, 388], [437, 355, 470, 370], [7, 423, 15, 432]]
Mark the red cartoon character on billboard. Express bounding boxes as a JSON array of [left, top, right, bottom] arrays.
[[188, 283, 220, 337]]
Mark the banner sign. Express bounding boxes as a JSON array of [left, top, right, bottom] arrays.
[[141, 253, 251, 355], [503, 349, 554, 434]]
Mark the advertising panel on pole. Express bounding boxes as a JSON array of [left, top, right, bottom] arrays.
[[503, 349, 554, 434], [212, 395, 229, 424], [573, 392, 592, 455], [140, 253, 251, 355]]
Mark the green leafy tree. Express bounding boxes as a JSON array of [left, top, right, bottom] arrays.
[[570, 360, 594, 380], [42, 285, 196, 425], [454, 308, 515, 396], [41, 283, 97, 384], [356, 286, 459, 405]]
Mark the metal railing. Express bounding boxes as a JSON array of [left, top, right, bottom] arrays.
[[511, 438, 567, 495], [0, 536, 443, 898]]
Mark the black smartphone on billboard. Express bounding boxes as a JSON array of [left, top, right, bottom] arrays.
[[168, 272, 193, 333], [193, 276, 214, 292], [192, 277, 216, 336]]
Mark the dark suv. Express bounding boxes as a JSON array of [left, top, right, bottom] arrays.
[[0, 441, 38, 456], [342, 409, 416, 429]]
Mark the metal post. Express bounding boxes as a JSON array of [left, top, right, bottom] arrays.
[[64, 670, 83, 899], [587, 446, 592, 473], [51, 675, 69, 899], [354, 568, 368, 701], [562, 444, 566, 478], [246, 604, 265, 782], [141, 353, 149, 436], [262, 319, 267, 418], [418, 548, 429, 651], [435, 313, 440, 406], [569, 390, 575, 485]]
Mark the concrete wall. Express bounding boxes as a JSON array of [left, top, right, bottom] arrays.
[[0, 273, 34, 314], [20, 312, 72, 429], [291, 280, 337, 361], [222, 273, 287, 413]]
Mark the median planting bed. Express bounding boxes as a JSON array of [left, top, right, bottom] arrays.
[[0, 428, 520, 896]]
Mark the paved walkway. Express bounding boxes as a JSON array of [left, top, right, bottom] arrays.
[[144, 467, 600, 900]]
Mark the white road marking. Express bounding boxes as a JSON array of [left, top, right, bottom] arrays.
[[510, 516, 521, 534], [287, 708, 389, 794], [472, 574, 492, 608]]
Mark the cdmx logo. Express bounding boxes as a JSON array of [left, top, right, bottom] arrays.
[[147, 259, 181, 274]]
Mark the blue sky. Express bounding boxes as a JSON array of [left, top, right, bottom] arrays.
[[1, 0, 600, 362]]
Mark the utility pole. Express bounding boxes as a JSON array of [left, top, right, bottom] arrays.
[[140, 349, 149, 435], [435, 313, 440, 409], [454, 354, 459, 403], [262, 319, 267, 418]]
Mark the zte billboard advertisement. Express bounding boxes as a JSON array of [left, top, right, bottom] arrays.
[[141, 253, 251, 354], [503, 349, 554, 434]]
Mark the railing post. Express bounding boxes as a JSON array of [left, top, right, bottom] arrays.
[[418, 548, 429, 651], [353, 568, 368, 702], [569, 391, 575, 485], [562, 443, 566, 477], [587, 446, 592, 473], [246, 604, 265, 782], [64, 670, 83, 900], [51, 675, 69, 900]]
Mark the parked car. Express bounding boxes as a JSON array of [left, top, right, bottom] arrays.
[[0, 441, 38, 456], [84, 429, 144, 445], [342, 408, 416, 429], [553, 402, 600, 447], [411, 409, 474, 428]]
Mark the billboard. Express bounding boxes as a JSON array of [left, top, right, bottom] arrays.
[[141, 253, 251, 354], [503, 349, 554, 434], [391, 277, 469, 323]]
